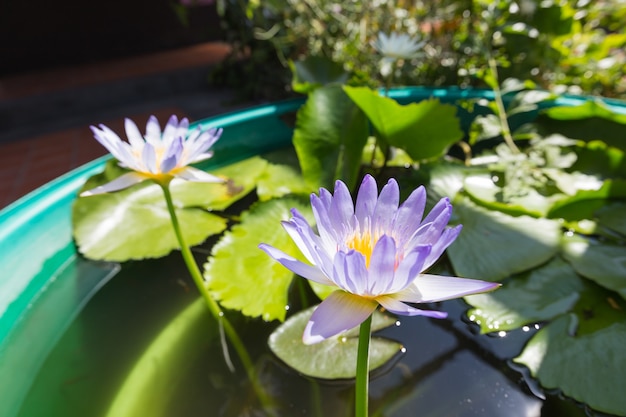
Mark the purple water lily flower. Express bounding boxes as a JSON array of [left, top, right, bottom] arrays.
[[260, 175, 499, 344], [81, 115, 223, 196]]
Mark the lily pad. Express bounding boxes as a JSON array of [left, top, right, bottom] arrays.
[[465, 257, 585, 333], [204, 197, 314, 322], [256, 159, 311, 201], [169, 156, 269, 211], [547, 178, 626, 220], [515, 302, 626, 416], [344, 86, 463, 161], [463, 173, 557, 217], [561, 234, 626, 300], [268, 306, 402, 379], [73, 160, 228, 261], [72, 155, 286, 261], [447, 196, 561, 281]]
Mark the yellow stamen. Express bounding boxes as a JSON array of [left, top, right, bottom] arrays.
[[346, 232, 375, 268]]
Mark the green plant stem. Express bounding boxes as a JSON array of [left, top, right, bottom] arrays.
[[158, 181, 274, 412], [355, 314, 373, 417], [488, 57, 520, 154]]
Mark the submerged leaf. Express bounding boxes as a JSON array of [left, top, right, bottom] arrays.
[[204, 198, 314, 322], [268, 306, 402, 379]]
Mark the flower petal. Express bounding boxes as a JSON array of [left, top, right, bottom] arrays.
[[367, 235, 397, 295], [373, 179, 399, 232], [393, 185, 426, 241], [258, 244, 334, 287], [376, 295, 447, 319], [354, 174, 378, 225], [175, 166, 223, 183], [124, 118, 145, 149], [160, 136, 183, 173], [396, 274, 500, 303], [387, 244, 431, 293], [329, 180, 354, 231], [310, 193, 338, 248], [407, 197, 452, 247], [422, 224, 462, 271], [161, 114, 180, 147], [281, 216, 318, 265], [91, 125, 135, 167], [144, 115, 162, 145], [80, 172, 147, 196], [185, 128, 222, 163], [332, 250, 368, 294], [303, 291, 377, 344]]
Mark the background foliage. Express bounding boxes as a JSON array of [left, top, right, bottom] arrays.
[[213, 0, 626, 99]]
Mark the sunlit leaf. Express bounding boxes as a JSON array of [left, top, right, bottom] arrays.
[[463, 173, 556, 217], [256, 158, 311, 201], [73, 160, 228, 261], [447, 196, 561, 281], [293, 85, 369, 191], [465, 257, 585, 333], [424, 161, 472, 201], [268, 306, 402, 379], [204, 198, 314, 322], [515, 297, 626, 416], [569, 140, 626, 179], [561, 234, 626, 300], [172, 156, 268, 211], [538, 101, 626, 150], [547, 179, 626, 221], [343, 86, 463, 161], [290, 56, 350, 94], [469, 114, 502, 144]]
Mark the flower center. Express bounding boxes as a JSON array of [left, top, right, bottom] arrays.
[[346, 232, 375, 268]]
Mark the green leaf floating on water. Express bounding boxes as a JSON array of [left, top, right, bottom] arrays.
[[515, 295, 626, 416], [256, 157, 311, 200], [463, 173, 560, 217], [73, 160, 229, 261], [343, 86, 463, 161], [447, 196, 561, 281], [73, 156, 286, 261], [465, 257, 585, 333], [561, 234, 626, 300], [269, 306, 402, 379], [204, 197, 314, 322]]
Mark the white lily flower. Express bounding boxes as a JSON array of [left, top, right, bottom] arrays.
[[373, 31, 425, 76], [81, 115, 223, 196]]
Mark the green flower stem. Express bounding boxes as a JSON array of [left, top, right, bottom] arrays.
[[356, 313, 373, 417], [158, 181, 274, 411], [488, 57, 520, 154]]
